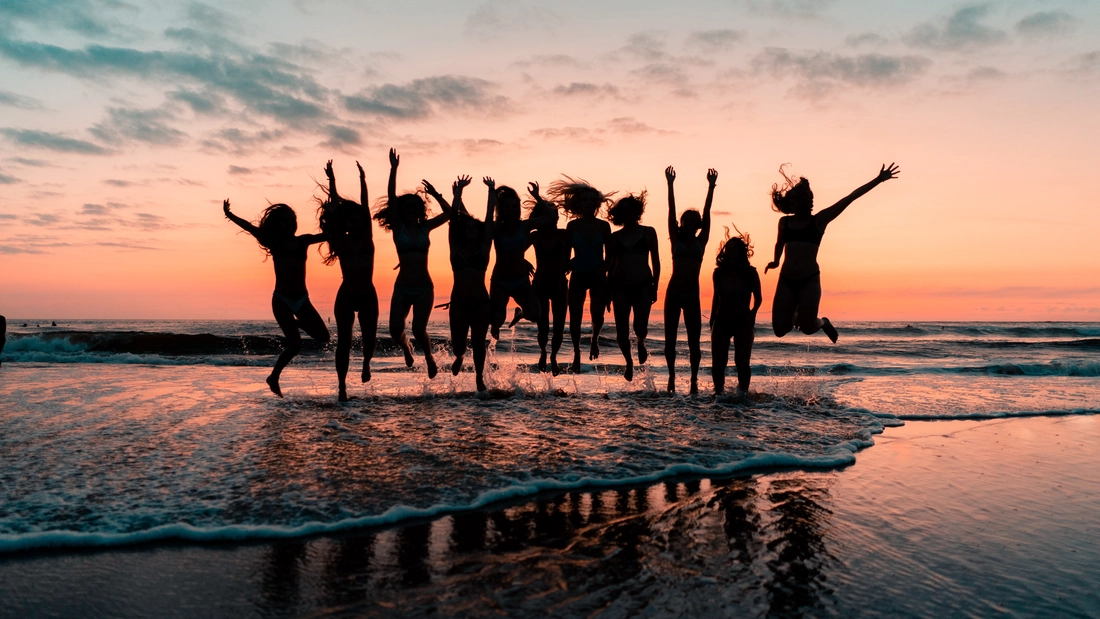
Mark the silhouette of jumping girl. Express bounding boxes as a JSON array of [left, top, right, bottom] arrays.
[[375, 148, 451, 378], [765, 163, 899, 342], [223, 199, 330, 396], [548, 177, 613, 373], [607, 193, 660, 382], [525, 186, 571, 375], [320, 160, 377, 401], [663, 166, 716, 394], [445, 175, 493, 391], [488, 182, 557, 340], [711, 227, 761, 395]]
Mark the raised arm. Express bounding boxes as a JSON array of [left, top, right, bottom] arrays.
[[524, 182, 559, 230], [764, 217, 784, 274], [325, 160, 339, 199], [699, 168, 717, 250], [815, 163, 900, 227], [356, 160, 372, 241], [482, 177, 496, 254], [387, 148, 399, 204], [222, 199, 260, 238], [665, 166, 677, 241], [750, 269, 762, 316], [648, 226, 661, 303], [422, 179, 452, 231], [451, 175, 472, 217]]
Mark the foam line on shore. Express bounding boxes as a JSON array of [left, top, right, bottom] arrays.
[[892, 408, 1099, 421]]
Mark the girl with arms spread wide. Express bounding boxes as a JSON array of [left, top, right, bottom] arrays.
[[765, 163, 899, 342], [223, 199, 330, 396]]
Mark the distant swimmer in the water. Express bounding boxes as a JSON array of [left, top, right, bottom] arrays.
[[663, 166, 716, 394], [320, 160, 377, 402], [764, 163, 899, 342], [711, 226, 761, 395], [376, 148, 451, 378], [223, 199, 330, 396], [525, 185, 571, 375], [607, 192, 660, 382], [548, 177, 613, 373], [488, 181, 557, 340], [445, 175, 493, 391]]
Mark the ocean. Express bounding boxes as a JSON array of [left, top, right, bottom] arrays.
[[1, 319, 1098, 616]]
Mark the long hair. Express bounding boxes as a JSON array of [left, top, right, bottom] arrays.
[[525, 195, 559, 224], [771, 164, 812, 215], [317, 196, 367, 265], [495, 186, 522, 224], [373, 192, 429, 231], [715, 224, 754, 274], [607, 191, 646, 226], [547, 176, 613, 219], [255, 203, 296, 254], [449, 209, 484, 248]]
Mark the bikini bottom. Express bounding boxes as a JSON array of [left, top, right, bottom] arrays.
[[778, 271, 820, 297], [272, 292, 310, 313]]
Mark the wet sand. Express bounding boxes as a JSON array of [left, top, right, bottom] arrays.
[[2, 414, 1097, 618]]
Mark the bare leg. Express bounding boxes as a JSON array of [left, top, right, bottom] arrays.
[[360, 286, 379, 382], [410, 287, 437, 378], [568, 280, 588, 373], [711, 322, 732, 395], [488, 282, 509, 341], [633, 291, 652, 367], [683, 295, 702, 395], [771, 280, 798, 337], [390, 289, 415, 367], [535, 287, 550, 371], [334, 291, 354, 401], [663, 296, 682, 392], [733, 322, 756, 392], [450, 303, 469, 377], [613, 288, 633, 381], [550, 282, 567, 376], [589, 281, 607, 361], [471, 312, 489, 392]]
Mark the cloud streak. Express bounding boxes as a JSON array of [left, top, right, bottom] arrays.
[[344, 76, 509, 120], [0, 128, 111, 154]]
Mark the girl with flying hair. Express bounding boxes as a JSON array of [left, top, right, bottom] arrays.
[[223, 198, 330, 397], [663, 166, 717, 394], [765, 163, 899, 342], [487, 181, 558, 340], [525, 186, 571, 375], [375, 148, 451, 378], [444, 174, 494, 392], [320, 159, 376, 402], [710, 226, 761, 395], [548, 177, 613, 374], [606, 192, 660, 382]]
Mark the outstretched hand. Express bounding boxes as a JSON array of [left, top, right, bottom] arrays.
[[483, 176, 495, 190], [356, 160, 364, 178], [877, 162, 900, 182], [324, 160, 334, 180], [764, 260, 779, 274], [222, 199, 232, 217], [422, 179, 439, 196], [454, 175, 472, 191], [528, 181, 540, 199], [707, 168, 718, 186], [389, 148, 399, 167], [665, 166, 676, 183]]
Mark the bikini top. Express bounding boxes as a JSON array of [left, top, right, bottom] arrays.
[[572, 231, 604, 270], [451, 249, 488, 273], [672, 231, 704, 261], [782, 216, 824, 246], [614, 233, 649, 257], [495, 226, 527, 252], [394, 224, 430, 254], [268, 237, 308, 261]]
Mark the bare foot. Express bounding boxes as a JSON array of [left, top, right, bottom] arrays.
[[266, 373, 283, 397], [589, 341, 600, 361], [637, 342, 647, 365], [338, 385, 348, 402], [551, 356, 560, 376], [821, 318, 839, 343], [667, 376, 675, 393], [624, 357, 634, 382], [490, 323, 501, 341], [572, 350, 582, 374], [476, 377, 487, 392], [361, 363, 371, 383], [538, 350, 547, 372], [689, 378, 698, 395], [451, 355, 463, 376], [401, 342, 414, 368], [508, 307, 523, 328], [427, 357, 438, 379]]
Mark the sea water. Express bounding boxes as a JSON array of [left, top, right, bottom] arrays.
[[0, 319, 1097, 554]]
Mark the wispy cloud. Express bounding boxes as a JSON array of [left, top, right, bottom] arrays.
[[0, 128, 111, 154], [904, 4, 1006, 51], [0, 170, 21, 184], [552, 82, 621, 99], [90, 106, 188, 146], [752, 48, 931, 100], [464, 0, 560, 41], [344, 76, 510, 120], [0, 88, 43, 110], [1015, 11, 1075, 39], [685, 29, 746, 53]]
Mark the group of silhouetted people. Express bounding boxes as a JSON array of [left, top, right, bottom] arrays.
[[224, 149, 898, 400]]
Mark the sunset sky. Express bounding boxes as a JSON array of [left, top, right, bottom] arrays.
[[1, 0, 1098, 321]]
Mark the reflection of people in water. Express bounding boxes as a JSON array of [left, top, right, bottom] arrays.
[[765, 163, 899, 342], [548, 177, 613, 373], [223, 199, 330, 396], [320, 160, 377, 401], [663, 166, 716, 394], [607, 193, 660, 382], [375, 148, 451, 378], [0, 315, 6, 367], [711, 227, 761, 395], [445, 176, 493, 392]]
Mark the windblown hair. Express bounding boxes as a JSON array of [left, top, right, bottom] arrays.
[[450, 210, 484, 245], [771, 165, 813, 215], [607, 191, 647, 226], [715, 225, 754, 273], [255, 203, 296, 254], [373, 192, 429, 231], [547, 176, 613, 219], [495, 186, 523, 223], [317, 196, 368, 265], [525, 196, 559, 223]]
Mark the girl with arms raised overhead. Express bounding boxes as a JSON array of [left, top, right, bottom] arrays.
[[548, 177, 613, 374], [607, 192, 660, 382], [711, 226, 761, 395], [320, 160, 376, 402], [445, 175, 494, 392], [375, 148, 451, 378], [223, 198, 330, 396], [487, 182, 558, 340], [765, 163, 899, 342], [662, 166, 716, 394]]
